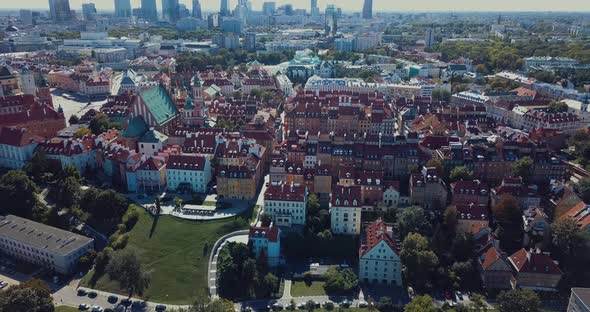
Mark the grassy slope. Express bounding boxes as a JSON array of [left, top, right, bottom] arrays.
[[290, 281, 327, 297], [81, 207, 249, 304]]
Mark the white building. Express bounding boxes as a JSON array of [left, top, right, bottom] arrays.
[[0, 215, 94, 274], [166, 154, 211, 193], [382, 182, 400, 209], [135, 157, 167, 193], [330, 185, 362, 235], [138, 128, 168, 156], [248, 222, 281, 268], [359, 218, 402, 286], [19, 67, 36, 95], [39, 136, 98, 174], [263, 182, 307, 227], [0, 127, 40, 169]]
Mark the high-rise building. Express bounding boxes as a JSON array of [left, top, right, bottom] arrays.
[[114, 0, 132, 18], [179, 4, 190, 18], [283, 4, 294, 16], [162, 0, 180, 23], [220, 0, 230, 16], [220, 17, 242, 34], [362, 0, 373, 19], [310, 0, 319, 16], [262, 2, 276, 15], [424, 28, 435, 48], [81, 3, 96, 20], [244, 32, 256, 52], [141, 0, 158, 20], [192, 0, 202, 19], [325, 5, 338, 36], [48, 0, 72, 23], [20, 9, 33, 25]]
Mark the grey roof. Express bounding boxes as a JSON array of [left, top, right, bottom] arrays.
[[572, 288, 590, 310], [0, 215, 94, 256]]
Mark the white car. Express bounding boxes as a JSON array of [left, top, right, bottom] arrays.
[[358, 301, 368, 308], [91, 306, 103, 312], [0, 281, 8, 289]]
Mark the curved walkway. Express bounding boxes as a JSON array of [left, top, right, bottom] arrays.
[[208, 230, 250, 298]]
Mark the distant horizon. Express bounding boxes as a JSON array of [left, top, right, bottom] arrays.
[[1, 0, 589, 13]]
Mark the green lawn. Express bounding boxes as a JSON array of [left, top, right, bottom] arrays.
[[55, 306, 79, 312], [290, 280, 327, 297], [81, 206, 250, 304]]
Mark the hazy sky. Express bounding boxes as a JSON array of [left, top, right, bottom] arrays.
[[2, 0, 589, 12]]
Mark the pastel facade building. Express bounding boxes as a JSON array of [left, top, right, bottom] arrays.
[[263, 182, 307, 227], [166, 154, 211, 193], [359, 218, 402, 286], [330, 185, 362, 235]]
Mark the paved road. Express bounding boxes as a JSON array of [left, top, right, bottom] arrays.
[[52, 280, 190, 311], [236, 296, 363, 312]]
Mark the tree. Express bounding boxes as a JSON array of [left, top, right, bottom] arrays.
[[497, 289, 540, 312], [395, 206, 430, 239], [260, 214, 272, 227], [323, 267, 359, 295], [492, 194, 521, 225], [546, 101, 569, 113], [469, 294, 487, 312], [24, 150, 50, 182], [68, 114, 80, 124], [205, 299, 235, 312], [511, 157, 533, 183], [0, 279, 54, 312], [575, 178, 590, 203], [107, 249, 151, 297], [426, 158, 444, 177], [55, 176, 81, 208], [400, 233, 439, 290], [443, 205, 458, 234], [475, 64, 489, 75], [451, 233, 475, 262], [0, 170, 38, 218], [88, 112, 111, 135], [551, 217, 589, 257], [404, 295, 436, 312], [74, 127, 92, 139], [449, 166, 473, 182]]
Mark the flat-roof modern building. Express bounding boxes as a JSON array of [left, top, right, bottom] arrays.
[[569, 288, 590, 312], [0, 215, 94, 274]]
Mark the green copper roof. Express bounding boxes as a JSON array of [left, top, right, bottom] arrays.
[[120, 116, 149, 138], [139, 128, 168, 143], [184, 95, 195, 110], [139, 86, 179, 126]]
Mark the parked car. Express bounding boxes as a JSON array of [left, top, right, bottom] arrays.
[[132, 300, 147, 308], [77, 289, 88, 296], [88, 291, 97, 298], [297, 303, 306, 310], [445, 291, 452, 300], [340, 300, 351, 308], [358, 301, 368, 308], [79, 303, 90, 310], [455, 291, 464, 301], [0, 281, 8, 289], [91, 306, 103, 312], [155, 304, 167, 311], [108, 295, 118, 303], [120, 299, 131, 306]]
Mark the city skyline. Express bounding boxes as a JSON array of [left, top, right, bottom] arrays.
[[1, 0, 589, 12]]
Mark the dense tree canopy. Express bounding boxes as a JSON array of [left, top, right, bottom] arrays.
[[497, 289, 540, 312], [0, 170, 39, 218], [107, 249, 151, 297], [0, 279, 54, 312], [323, 267, 359, 295], [400, 233, 439, 290]]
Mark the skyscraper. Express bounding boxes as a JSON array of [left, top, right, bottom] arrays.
[[82, 3, 97, 20], [141, 0, 158, 20], [424, 28, 435, 48], [220, 0, 230, 16], [162, 0, 180, 23], [310, 0, 319, 16], [114, 0, 132, 18], [262, 2, 276, 15], [362, 0, 373, 19], [325, 5, 338, 36], [192, 0, 202, 19], [20, 9, 33, 25], [48, 0, 72, 23]]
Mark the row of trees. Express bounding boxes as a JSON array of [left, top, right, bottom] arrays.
[[176, 50, 294, 72], [405, 289, 539, 312], [217, 242, 279, 300]]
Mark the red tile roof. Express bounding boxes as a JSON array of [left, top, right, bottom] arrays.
[[360, 218, 398, 257], [264, 182, 306, 202], [167, 155, 206, 171], [0, 126, 42, 146], [508, 249, 562, 275], [480, 247, 504, 270], [249, 224, 279, 242]]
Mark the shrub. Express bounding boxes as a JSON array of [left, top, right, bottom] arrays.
[[112, 233, 129, 250]]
